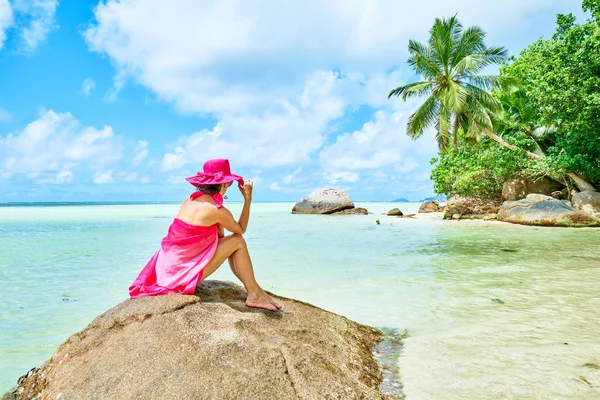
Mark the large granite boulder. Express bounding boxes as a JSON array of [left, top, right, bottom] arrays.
[[498, 198, 600, 227], [572, 190, 600, 216], [445, 196, 502, 215], [5, 281, 399, 400], [418, 200, 441, 213], [292, 188, 355, 214], [502, 177, 564, 201], [387, 208, 403, 216]]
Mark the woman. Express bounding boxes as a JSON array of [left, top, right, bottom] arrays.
[[129, 159, 281, 312]]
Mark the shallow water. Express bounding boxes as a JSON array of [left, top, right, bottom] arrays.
[[1, 202, 599, 399]]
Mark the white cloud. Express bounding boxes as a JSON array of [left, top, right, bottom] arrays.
[[0, 0, 13, 50], [394, 159, 419, 174], [119, 171, 138, 182], [268, 182, 314, 193], [82, 77, 95, 96], [320, 108, 437, 172], [283, 168, 303, 185], [323, 171, 360, 184], [0, 109, 122, 176], [12, 0, 58, 52], [161, 147, 186, 171], [104, 70, 126, 102], [132, 140, 149, 166], [246, 169, 262, 185], [85, 0, 575, 115], [160, 70, 345, 170], [0, 106, 12, 122], [38, 170, 75, 184], [93, 169, 114, 184]]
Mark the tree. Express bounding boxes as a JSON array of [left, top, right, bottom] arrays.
[[430, 138, 535, 199], [388, 15, 511, 151], [501, 3, 600, 192], [392, 6, 598, 193]]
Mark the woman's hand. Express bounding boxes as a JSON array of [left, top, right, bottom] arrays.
[[238, 179, 253, 201]]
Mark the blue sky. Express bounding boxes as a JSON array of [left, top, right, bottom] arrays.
[[0, 0, 587, 202]]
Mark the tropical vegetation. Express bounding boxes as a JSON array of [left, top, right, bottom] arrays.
[[390, 1, 600, 199]]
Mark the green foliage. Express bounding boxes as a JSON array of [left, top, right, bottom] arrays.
[[430, 136, 536, 199], [388, 15, 512, 151], [430, 1, 600, 198], [500, 5, 600, 187], [583, 0, 600, 19]]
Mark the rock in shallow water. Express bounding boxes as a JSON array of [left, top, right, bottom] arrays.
[[387, 208, 403, 216], [5, 281, 394, 400], [333, 207, 368, 215], [292, 188, 355, 214], [418, 200, 441, 213], [498, 198, 600, 227]]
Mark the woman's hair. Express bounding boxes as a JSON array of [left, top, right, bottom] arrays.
[[196, 184, 223, 195]]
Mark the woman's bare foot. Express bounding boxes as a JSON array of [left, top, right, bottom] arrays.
[[264, 292, 282, 310], [246, 290, 281, 312]]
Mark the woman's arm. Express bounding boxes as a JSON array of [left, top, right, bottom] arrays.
[[216, 180, 253, 234]]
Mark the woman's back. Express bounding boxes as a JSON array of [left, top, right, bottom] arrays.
[[175, 192, 223, 227]]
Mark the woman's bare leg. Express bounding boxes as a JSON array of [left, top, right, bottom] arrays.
[[227, 255, 238, 279], [202, 234, 281, 311]]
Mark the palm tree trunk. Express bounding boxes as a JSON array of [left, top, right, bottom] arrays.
[[452, 116, 460, 151], [477, 124, 597, 192], [567, 172, 597, 192]]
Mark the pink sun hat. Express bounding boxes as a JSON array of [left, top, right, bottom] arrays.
[[185, 159, 244, 187]]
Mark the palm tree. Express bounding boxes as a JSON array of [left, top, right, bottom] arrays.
[[388, 15, 512, 151], [389, 15, 596, 192]]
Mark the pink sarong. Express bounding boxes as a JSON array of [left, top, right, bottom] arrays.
[[129, 192, 222, 298]]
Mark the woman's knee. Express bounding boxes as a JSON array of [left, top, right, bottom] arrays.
[[231, 233, 247, 249]]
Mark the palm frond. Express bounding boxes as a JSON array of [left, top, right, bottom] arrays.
[[429, 16, 461, 73], [465, 94, 494, 131], [453, 46, 509, 77], [407, 95, 440, 139], [444, 81, 469, 113], [451, 25, 485, 66], [408, 40, 443, 79], [388, 81, 435, 100], [436, 103, 452, 151], [463, 83, 501, 112], [531, 126, 558, 139], [463, 74, 498, 89]]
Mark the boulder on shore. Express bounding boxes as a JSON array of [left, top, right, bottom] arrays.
[[524, 193, 554, 203], [387, 208, 403, 216], [418, 200, 441, 213], [5, 281, 398, 400], [502, 177, 564, 201], [292, 188, 355, 214], [444, 196, 501, 215], [572, 190, 600, 216], [333, 207, 368, 215], [498, 198, 600, 227]]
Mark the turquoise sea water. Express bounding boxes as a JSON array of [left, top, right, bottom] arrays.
[[1, 202, 599, 399]]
